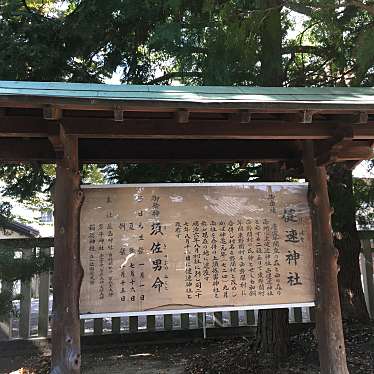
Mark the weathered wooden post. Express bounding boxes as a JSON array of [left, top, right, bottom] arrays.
[[302, 140, 349, 374], [51, 125, 84, 374]]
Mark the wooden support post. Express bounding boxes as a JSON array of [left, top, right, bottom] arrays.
[[302, 140, 349, 374], [38, 248, 51, 337], [51, 127, 84, 374]]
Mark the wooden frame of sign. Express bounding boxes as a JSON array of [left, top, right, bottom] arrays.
[[79, 182, 315, 318]]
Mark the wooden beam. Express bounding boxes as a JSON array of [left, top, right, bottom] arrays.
[[0, 138, 300, 163], [302, 140, 349, 374], [51, 126, 83, 373], [0, 117, 58, 137], [2, 116, 374, 140], [61, 118, 354, 140], [0, 139, 56, 162]]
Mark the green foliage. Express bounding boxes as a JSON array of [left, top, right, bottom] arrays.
[[354, 177, 374, 228], [103, 163, 259, 184]]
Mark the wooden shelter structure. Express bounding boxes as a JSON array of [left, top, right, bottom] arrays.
[[1, 81, 374, 374]]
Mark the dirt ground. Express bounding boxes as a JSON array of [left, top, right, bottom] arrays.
[[1, 322, 373, 374]]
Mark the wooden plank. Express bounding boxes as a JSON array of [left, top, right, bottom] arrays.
[[230, 311, 239, 327], [293, 307, 303, 323], [362, 239, 374, 319], [180, 313, 190, 330], [38, 248, 50, 337], [19, 249, 32, 339], [111, 317, 121, 334], [214, 312, 223, 328], [303, 140, 349, 374], [51, 127, 83, 374], [146, 315, 156, 332], [129, 316, 138, 333], [163, 314, 173, 331], [0, 237, 54, 250]]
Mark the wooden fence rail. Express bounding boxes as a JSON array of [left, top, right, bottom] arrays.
[[0, 234, 373, 341]]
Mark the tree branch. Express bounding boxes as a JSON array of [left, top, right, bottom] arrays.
[[282, 1, 314, 16], [147, 71, 203, 85], [282, 45, 326, 56], [346, 0, 374, 16]]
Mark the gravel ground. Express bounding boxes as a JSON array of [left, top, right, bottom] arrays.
[[2, 322, 373, 374]]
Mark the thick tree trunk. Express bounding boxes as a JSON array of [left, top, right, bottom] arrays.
[[256, 163, 289, 359], [255, 1, 289, 359], [256, 308, 289, 359], [328, 164, 369, 322]]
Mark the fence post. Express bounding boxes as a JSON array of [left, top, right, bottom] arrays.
[[163, 314, 173, 331], [361, 239, 374, 319], [230, 311, 239, 327], [293, 307, 303, 323], [0, 280, 13, 340], [129, 316, 138, 333], [246, 310, 255, 325], [147, 315, 156, 332], [111, 317, 121, 334], [19, 249, 32, 339], [80, 320, 85, 336], [180, 313, 189, 330], [93, 318, 103, 335], [38, 248, 51, 337]]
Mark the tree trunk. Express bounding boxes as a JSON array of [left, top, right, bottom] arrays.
[[255, 1, 289, 360], [328, 164, 369, 322]]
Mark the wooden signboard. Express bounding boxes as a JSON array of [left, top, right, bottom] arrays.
[[79, 183, 315, 316]]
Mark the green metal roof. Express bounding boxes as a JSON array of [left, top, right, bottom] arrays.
[[1, 80, 374, 107]]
